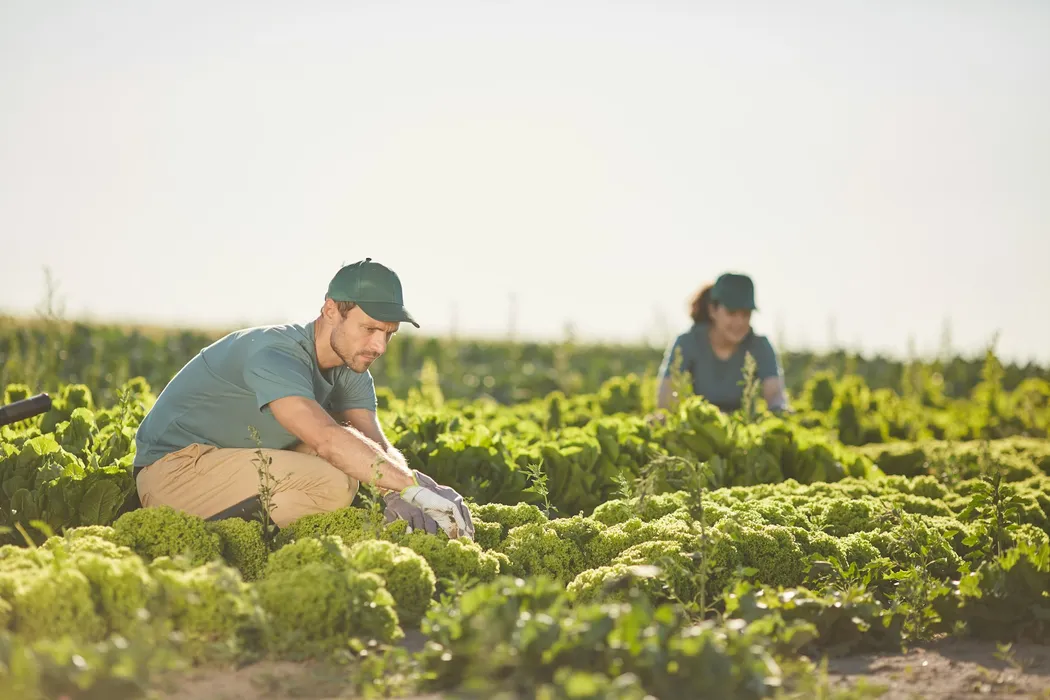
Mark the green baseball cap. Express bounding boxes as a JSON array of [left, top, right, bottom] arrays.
[[711, 272, 757, 311], [326, 258, 419, 328]]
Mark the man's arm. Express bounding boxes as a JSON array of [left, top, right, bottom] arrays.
[[333, 407, 409, 475], [329, 407, 474, 540], [332, 407, 389, 448], [267, 395, 416, 491]]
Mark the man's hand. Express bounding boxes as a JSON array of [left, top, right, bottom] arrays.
[[382, 490, 440, 534], [383, 470, 475, 541]]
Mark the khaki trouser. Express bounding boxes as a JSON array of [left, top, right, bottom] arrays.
[[135, 442, 360, 528]]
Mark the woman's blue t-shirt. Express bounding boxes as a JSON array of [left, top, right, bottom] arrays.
[[657, 322, 782, 412]]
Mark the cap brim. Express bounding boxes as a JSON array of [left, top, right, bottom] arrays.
[[357, 300, 420, 328], [713, 294, 757, 311]]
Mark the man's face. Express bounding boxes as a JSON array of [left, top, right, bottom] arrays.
[[330, 305, 400, 373]]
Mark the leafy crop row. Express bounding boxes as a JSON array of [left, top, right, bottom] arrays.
[[3, 314, 1048, 426], [1, 376, 1049, 698]]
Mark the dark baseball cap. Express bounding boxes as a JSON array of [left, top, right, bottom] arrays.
[[326, 258, 419, 328], [711, 272, 757, 311]]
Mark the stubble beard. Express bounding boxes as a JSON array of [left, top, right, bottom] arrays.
[[351, 354, 376, 373], [337, 344, 377, 373]]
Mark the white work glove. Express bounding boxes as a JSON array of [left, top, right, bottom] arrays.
[[386, 470, 475, 541]]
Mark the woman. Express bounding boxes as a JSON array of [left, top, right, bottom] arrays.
[[656, 272, 789, 414]]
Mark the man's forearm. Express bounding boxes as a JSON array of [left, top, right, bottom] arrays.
[[340, 423, 410, 480], [377, 445, 411, 494], [385, 445, 408, 468], [315, 423, 415, 492]]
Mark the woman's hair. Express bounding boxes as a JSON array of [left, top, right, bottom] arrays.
[[689, 283, 716, 325]]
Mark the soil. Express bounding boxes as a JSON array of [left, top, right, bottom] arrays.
[[146, 638, 1050, 700], [823, 637, 1050, 699]]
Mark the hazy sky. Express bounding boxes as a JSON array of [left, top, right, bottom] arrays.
[[2, 1, 1048, 364]]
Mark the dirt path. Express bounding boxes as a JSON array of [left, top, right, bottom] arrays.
[[149, 659, 442, 700], [824, 638, 1050, 699], [148, 638, 1050, 699]]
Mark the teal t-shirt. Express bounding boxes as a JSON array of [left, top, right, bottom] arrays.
[[657, 322, 782, 412], [133, 321, 377, 467]]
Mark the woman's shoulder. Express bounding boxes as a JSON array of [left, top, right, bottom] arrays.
[[669, 323, 707, 345], [661, 325, 702, 365], [746, 328, 773, 343], [744, 330, 778, 356]]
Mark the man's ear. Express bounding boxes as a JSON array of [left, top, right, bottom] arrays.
[[321, 297, 338, 320]]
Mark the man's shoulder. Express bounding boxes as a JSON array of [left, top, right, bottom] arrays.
[[224, 321, 311, 343], [213, 322, 314, 358]]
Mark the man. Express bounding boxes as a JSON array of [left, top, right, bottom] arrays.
[[132, 257, 473, 540]]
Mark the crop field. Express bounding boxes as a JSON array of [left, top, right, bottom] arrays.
[[1, 318, 1050, 699]]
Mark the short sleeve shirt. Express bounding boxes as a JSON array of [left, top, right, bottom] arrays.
[[657, 322, 782, 412], [133, 321, 376, 467]]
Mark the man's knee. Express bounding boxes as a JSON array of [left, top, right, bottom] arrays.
[[269, 464, 359, 528], [308, 465, 359, 511], [327, 476, 357, 511]]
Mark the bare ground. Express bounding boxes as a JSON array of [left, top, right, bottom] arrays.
[[823, 638, 1050, 699], [148, 660, 442, 700], [146, 638, 1050, 700]]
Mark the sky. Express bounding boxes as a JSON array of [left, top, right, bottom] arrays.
[[2, 1, 1048, 364]]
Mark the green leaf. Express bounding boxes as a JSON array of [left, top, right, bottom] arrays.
[[10, 488, 39, 522], [2, 474, 30, 499], [39, 483, 73, 531], [77, 479, 123, 526]]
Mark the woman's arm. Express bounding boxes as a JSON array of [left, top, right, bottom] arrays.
[[656, 376, 675, 410], [654, 335, 693, 411], [753, 336, 790, 413], [762, 375, 790, 412]]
